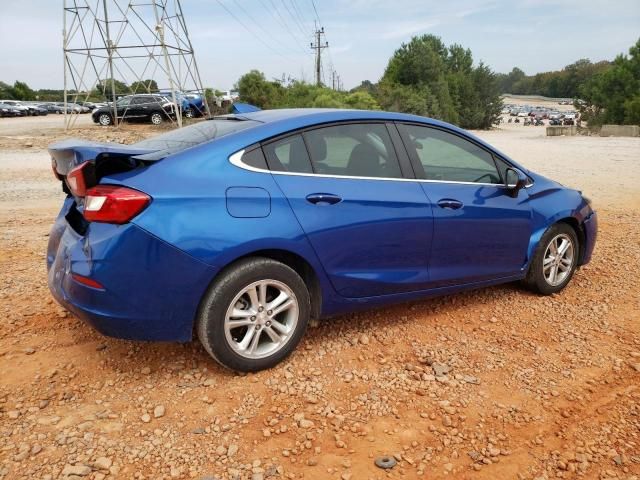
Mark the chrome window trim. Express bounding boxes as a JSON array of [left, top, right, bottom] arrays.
[[229, 149, 532, 188]]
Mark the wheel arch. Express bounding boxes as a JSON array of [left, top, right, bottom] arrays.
[[202, 248, 323, 320], [528, 215, 586, 270], [556, 216, 586, 265]]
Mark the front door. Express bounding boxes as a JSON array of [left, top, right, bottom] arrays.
[[397, 123, 532, 287], [264, 123, 434, 298]]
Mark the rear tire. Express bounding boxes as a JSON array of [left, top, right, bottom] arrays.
[[524, 223, 578, 295], [184, 108, 194, 119], [197, 257, 310, 372]]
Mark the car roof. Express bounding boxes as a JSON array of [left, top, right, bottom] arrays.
[[239, 108, 459, 130], [211, 108, 527, 172]]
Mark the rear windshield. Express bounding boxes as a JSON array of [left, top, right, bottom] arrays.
[[133, 118, 259, 160]]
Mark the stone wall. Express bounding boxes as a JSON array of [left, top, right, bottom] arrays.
[[546, 126, 577, 136], [600, 125, 640, 137]]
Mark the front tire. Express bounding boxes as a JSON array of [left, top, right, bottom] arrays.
[[197, 257, 310, 372], [98, 113, 112, 126], [524, 223, 578, 295]]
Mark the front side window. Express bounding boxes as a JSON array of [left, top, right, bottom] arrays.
[[398, 124, 501, 184], [303, 123, 402, 179], [262, 135, 313, 174]]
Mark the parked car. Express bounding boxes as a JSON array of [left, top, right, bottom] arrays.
[[38, 103, 64, 114], [159, 91, 206, 118], [563, 112, 577, 125], [0, 102, 24, 117], [54, 103, 84, 114], [47, 109, 597, 371], [29, 104, 48, 116], [91, 94, 175, 126], [0, 100, 31, 116]]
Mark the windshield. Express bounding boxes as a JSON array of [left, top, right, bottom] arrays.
[[117, 97, 131, 107], [132, 118, 260, 161]]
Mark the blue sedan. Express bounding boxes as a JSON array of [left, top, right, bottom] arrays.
[[47, 109, 597, 371]]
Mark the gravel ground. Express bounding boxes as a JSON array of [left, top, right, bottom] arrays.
[[0, 118, 639, 480]]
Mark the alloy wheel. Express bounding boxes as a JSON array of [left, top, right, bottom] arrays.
[[150, 113, 163, 125], [224, 279, 299, 359], [543, 233, 575, 286], [98, 114, 112, 126]]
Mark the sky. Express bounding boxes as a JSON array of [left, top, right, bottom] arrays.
[[0, 0, 638, 91]]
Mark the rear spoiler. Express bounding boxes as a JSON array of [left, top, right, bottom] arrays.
[[231, 103, 261, 114], [48, 139, 154, 177]]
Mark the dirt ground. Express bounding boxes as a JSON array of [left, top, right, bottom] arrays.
[[0, 114, 639, 480]]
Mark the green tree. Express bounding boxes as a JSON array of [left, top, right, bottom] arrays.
[[379, 34, 500, 128], [130, 79, 158, 93], [497, 67, 526, 93], [344, 91, 379, 110], [376, 82, 432, 117], [235, 70, 283, 109], [94, 78, 130, 98], [0, 81, 14, 99], [472, 63, 503, 129], [579, 38, 640, 125], [10, 81, 35, 100]]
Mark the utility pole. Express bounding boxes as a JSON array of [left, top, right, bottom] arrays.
[[310, 27, 328, 87], [332, 70, 336, 90]]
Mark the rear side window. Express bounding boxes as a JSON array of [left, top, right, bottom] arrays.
[[263, 135, 313, 174], [241, 147, 267, 170], [398, 124, 501, 184], [303, 123, 402, 178], [132, 119, 260, 161]]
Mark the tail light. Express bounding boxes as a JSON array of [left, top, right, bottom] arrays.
[[51, 162, 64, 180], [66, 162, 96, 197], [83, 185, 151, 224]]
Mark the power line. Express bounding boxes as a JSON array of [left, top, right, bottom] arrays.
[[230, 0, 302, 55], [280, 0, 308, 39], [289, 0, 311, 32], [309, 0, 321, 25], [263, 0, 309, 52], [214, 0, 299, 61]]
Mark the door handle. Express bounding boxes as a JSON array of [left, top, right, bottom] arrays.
[[437, 198, 463, 210], [306, 193, 342, 205]]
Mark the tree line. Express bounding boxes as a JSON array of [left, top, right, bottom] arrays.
[[236, 35, 502, 129], [3, 36, 639, 128], [497, 38, 639, 125], [497, 60, 612, 99]]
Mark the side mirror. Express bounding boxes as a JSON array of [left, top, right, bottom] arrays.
[[505, 168, 527, 197]]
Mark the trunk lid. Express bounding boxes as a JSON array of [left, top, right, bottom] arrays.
[[49, 139, 155, 178]]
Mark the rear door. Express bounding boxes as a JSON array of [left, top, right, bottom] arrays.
[[265, 122, 434, 298], [397, 123, 532, 287], [126, 97, 147, 118]]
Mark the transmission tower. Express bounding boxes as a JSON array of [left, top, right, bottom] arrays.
[[63, 0, 210, 129], [310, 27, 328, 87]]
